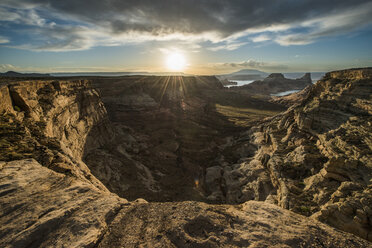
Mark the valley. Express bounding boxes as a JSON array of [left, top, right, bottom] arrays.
[[0, 68, 371, 247]]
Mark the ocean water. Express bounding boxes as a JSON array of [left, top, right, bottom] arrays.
[[225, 80, 254, 88]]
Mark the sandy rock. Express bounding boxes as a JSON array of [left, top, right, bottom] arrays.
[[0, 159, 126, 248]]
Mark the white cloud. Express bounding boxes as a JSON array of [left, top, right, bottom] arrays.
[[0, 64, 18, 72], [208, 59, 288, 72], [0, 36, 9, 44], [275, 1, 372, 46], [208, 42, 248, 51], [1, 0, 372, 51], [251, 34, 271, 43]]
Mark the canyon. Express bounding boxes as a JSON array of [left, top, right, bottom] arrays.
[[0, 68, 371, 247]]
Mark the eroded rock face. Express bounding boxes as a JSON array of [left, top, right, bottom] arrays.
[[270, 85, 312, 107], [86, 76, 285, 201], [0, 159, 127, 248], [1, 70, 371, 245], [0, 80, 112, 191], [206, 68, 372, 241], [0, 160, 369, 247], [83, 201, 371, 247]]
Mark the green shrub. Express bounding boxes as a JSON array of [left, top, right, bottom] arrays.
[[14, 106, 21, 112], [300, 206, 311, 213]]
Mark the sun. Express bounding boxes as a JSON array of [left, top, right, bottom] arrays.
[[165, 52, 186, 71]]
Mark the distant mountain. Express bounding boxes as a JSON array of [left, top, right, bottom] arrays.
[[0, 71, 51, 77], [217, 69, 268, 81], [228, 69, 269, 76]]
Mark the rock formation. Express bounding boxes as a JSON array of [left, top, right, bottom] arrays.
[[231, 73, 313, 95], [0, 69, 371, 246], [85, 76, 284, 201], [205, 68, 372, 241], [1, 160, 370, 247], [270, 85, 312, 107]]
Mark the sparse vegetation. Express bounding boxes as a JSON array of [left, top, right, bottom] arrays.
[[215, 103, 282, 127], [14, 105, 21, 112]]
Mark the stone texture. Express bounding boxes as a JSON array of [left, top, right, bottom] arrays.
[[96, 201, 370, 248], [208, 68, 372, 241], [0, 69, 371, 246], [0, 159, 127, 248]]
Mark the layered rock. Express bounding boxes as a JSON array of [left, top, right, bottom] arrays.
[[0, 80, 113, 190], [1, 159, 369, 247], [270, 85, 312, 107], [232, 73, 312, 95], [0, 159, 126, 247], [204, 68, 372, 240], [1, 70, 371, 245], [86, 76, 284, 201]]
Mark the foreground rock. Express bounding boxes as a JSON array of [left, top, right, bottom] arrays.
[[1, 159, 370, 248], [0, 159, 126, 247]]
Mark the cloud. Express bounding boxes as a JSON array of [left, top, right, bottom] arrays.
[[0, 36, 9, 44], [210, 60, 288, 71], [208, 41, 248, 51], [0, 64, 18, 72], [0, 0, 372, 51], [275, 2, 372, 46], [251, 34, 271, 43]]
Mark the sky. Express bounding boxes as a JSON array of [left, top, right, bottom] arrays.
[[0, 0, 372, 74]]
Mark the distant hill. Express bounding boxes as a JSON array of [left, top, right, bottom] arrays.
[[217, 69, 268, 81], [0, 71, 51, 77], [228, 69, 268, 76]]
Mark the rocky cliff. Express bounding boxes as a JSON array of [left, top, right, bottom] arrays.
[[0, 80, 112, 190], [205, 68, 372, 241]]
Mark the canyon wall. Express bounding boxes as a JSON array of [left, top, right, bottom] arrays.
[[205, 68, 372, 240], [0, 80, 113, 191], [0, 70, 371, 246]]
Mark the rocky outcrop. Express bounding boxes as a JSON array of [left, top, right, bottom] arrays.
[[0, 80, 113, 191], [232, 72, 312, 95], [204, 68, 372, 241], [1, 159, 370, 247], [270, 85, 312, 107], [0, 159, 126, 248]]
